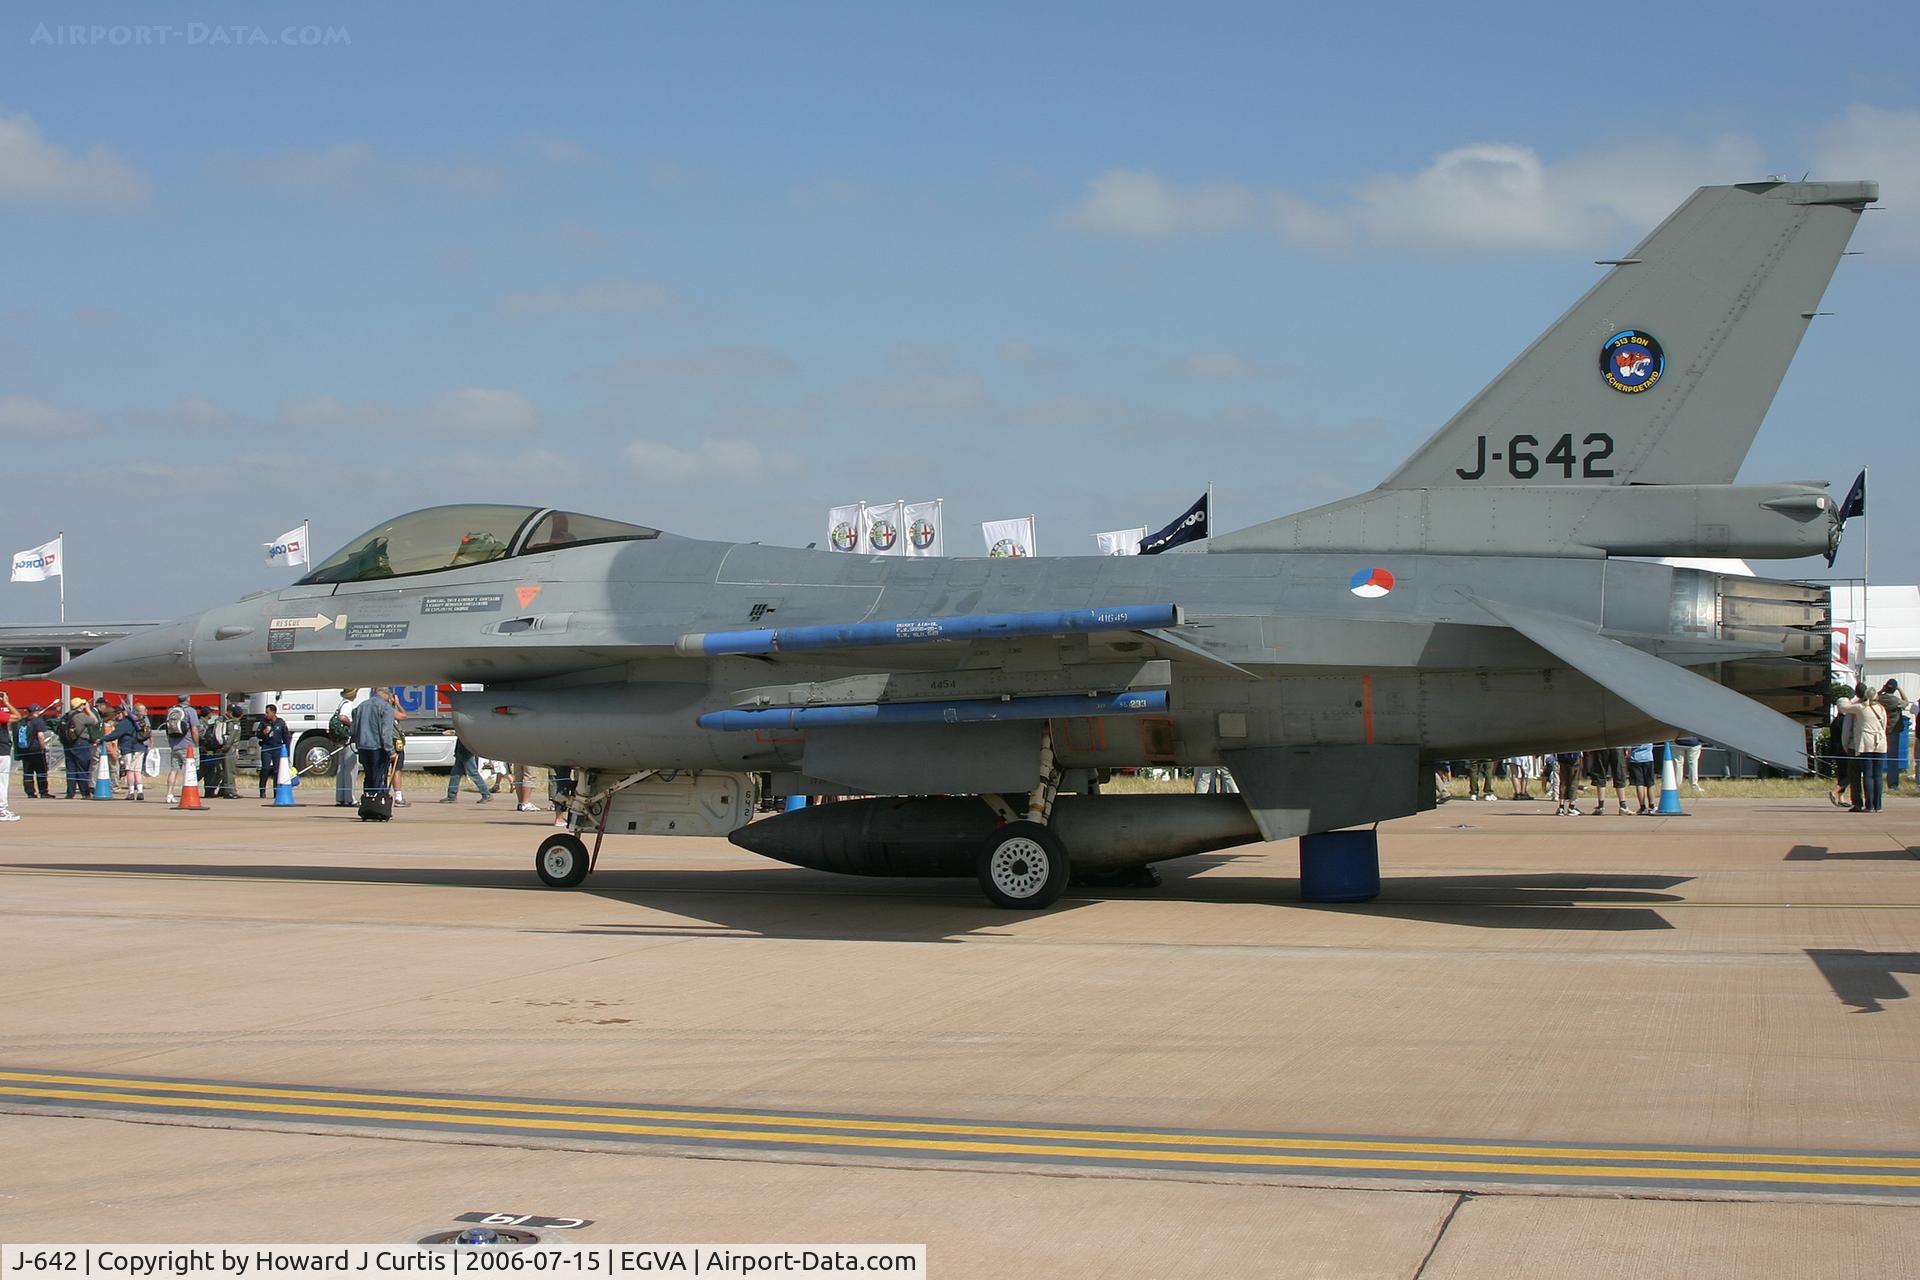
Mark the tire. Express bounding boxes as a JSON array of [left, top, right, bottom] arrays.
[[295, 733, 338, 778], [536, 833, 591, 888], [976, 821, 1070, 910]]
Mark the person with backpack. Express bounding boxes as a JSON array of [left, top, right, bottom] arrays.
[[15, 704, 50, 799], [62, 697, 100, 799], [330, 692, 361, 807], [162, 695, 200, 804], [199, 704, 237, 799], [106, 703, 152, 800]]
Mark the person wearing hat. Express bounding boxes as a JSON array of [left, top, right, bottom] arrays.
[[106, 702, 152, 799], [63, 696, 100, 799], [16, 703, 51, 799], [330, 690, 363, 807]]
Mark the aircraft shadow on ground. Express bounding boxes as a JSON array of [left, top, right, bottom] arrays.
[[9, 861, 1689, 939], [1785, 844, 1920, 862], [1805, 950, 1920, 1013]]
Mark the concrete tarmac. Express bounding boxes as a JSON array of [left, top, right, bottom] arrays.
[[2, 791, 1918, 1275]]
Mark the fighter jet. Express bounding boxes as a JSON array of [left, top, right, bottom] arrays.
[[61, 180, 1871, 907]]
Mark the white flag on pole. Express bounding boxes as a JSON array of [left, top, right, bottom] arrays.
[[982, 516, 1036, 558], [864, 500, 907, 556], [9, 536, 62, 582], [903, 499, 943, 557], [827, 502, 866, 553], [264, 522, 311, 568], [1095, 527, 1147, 556]]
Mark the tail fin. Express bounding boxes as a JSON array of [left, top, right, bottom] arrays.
[[1381, 181, 1876, 490]]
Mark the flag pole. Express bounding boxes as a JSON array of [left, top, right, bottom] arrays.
[[57, 528, 69, 709], [1207, 480, 1214, 543], [1861, 465, 1870, 676]]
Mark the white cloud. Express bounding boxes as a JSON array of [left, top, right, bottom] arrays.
[[215, 141, 505, 196], [278, 388, 537, 435], [1170, 352, 1275, 381], [511, 131, 593, 164], [0, 112, 146, 206], [125, 396, 233, 432], [584, 346, 797, 385], [997, 340, 1057, 371], [1812, 105, 1920, 256], [500, 279, 675, 316], [1061, 132, 1768, 252], [626, 438, 766, 484], [1062, 169, 1258, 237], [0, 394, 96, 434]]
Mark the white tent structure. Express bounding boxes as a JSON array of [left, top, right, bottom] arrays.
[[1832, 583, 1920, 698]]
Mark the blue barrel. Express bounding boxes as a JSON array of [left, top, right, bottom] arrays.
[[1299, 830, 1381, 903]]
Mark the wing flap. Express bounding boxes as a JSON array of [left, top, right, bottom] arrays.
[[1475, 596, 1807, 769]]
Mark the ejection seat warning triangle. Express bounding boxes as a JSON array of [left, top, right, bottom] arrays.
[[517, 584, 542, 608]]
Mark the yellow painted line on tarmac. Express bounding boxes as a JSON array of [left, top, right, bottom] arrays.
[[2, 1075, 1918, 1186]]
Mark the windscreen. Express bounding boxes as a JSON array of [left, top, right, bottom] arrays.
[[521, 510, 659, 552], [301, 505, 541, 584]]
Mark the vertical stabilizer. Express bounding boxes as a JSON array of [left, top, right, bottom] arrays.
[[1381, 181, 1876, 490]]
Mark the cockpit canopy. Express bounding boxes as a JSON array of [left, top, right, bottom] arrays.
[[300, 505, 659, 584]]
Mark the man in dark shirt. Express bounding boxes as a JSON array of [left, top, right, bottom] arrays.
[[256, 704, 292, 798], [17, 705, 51, 798]]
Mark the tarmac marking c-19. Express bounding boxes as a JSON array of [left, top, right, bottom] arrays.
[[2, 1069, 1918, 1197]]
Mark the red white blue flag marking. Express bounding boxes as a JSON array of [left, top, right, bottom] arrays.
[[1349, 567, 1395, 599]]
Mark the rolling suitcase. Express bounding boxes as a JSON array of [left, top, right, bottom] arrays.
[[358, 789, 393, 822]]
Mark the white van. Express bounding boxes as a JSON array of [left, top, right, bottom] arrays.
[[242, 685, 469, 776]]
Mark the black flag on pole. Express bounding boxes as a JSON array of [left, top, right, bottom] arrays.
[[1139, 491, 1209, 555], [1825, 469, 1866, 567], [1837, 469, 1866, 526]]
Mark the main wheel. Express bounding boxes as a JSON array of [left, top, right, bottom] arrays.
[[976, 821, 1070, 909], [536, 833, 591, 888], [294, 733, 338, 777]]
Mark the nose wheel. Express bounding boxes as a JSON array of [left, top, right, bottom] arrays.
[[976, 821, 1070, 909], [536, 833, 591, 887]]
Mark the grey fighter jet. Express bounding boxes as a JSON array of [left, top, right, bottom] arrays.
[[61, 180, 1872, 907]]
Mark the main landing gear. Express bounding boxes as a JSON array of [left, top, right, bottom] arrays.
[[536, 833, 590, 887], [531, 768, 658, 889], [973, 724, 1071, 910], [976, 821, 1070, 909]]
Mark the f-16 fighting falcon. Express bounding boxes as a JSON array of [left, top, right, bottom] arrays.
[[60, 180, 1874, 908]]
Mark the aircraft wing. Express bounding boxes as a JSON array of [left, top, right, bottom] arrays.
[[678, 602, 1225, 731], [1474, 596, 1808, 769]]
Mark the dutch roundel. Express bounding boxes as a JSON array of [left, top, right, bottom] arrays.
[[1348, 567, 1395, 599]]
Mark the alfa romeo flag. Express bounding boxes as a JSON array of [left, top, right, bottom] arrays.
[[865, 500, 907, 556], [903, 498, 943, 557], [1139, 491, 1208, 555], [982, 516, 1035, 558], [9, 536, 62, 582], [827, 502, 865, 553], [265, 522, 311, 568], [1095, 527, 1147, 556]]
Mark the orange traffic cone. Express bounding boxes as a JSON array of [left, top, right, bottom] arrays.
[[176, 746, 208, 811]]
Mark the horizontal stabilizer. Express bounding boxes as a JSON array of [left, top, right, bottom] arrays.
[[1474, 597, 1807, 770]]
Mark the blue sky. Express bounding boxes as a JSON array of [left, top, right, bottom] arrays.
[[1, 1, 1915, 623]]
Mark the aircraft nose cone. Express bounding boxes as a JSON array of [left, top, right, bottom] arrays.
[[53, 616, 202, 691]]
